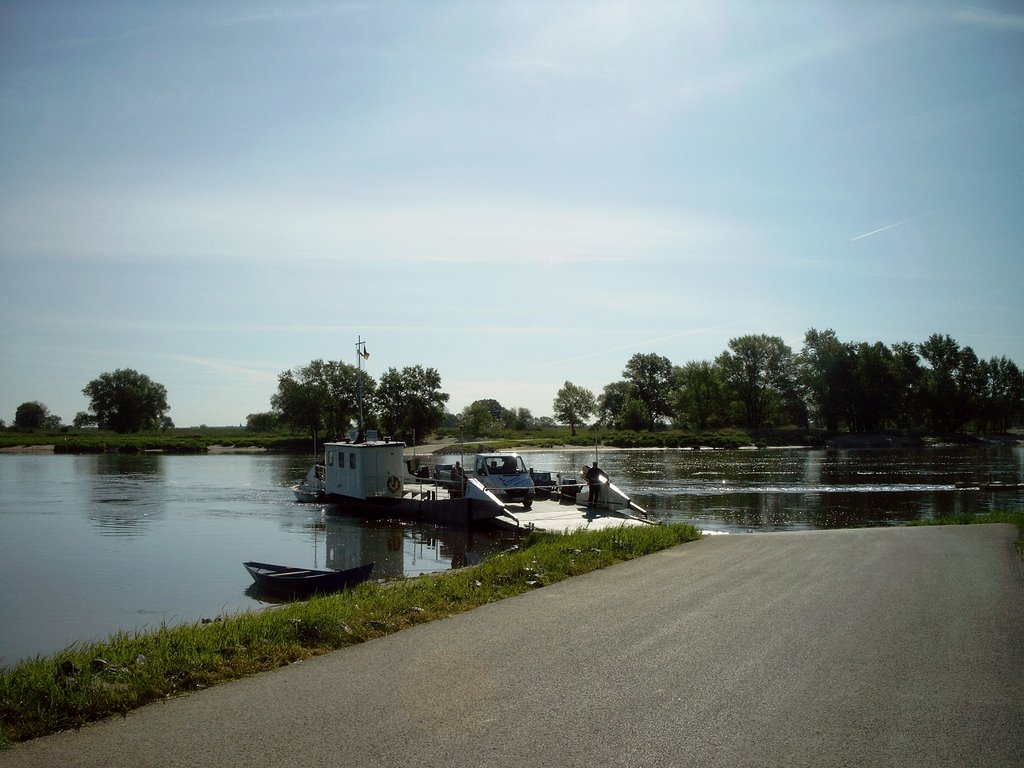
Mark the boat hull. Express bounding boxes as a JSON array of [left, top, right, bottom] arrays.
[[291, 484, 325, 503], [323, 493, 501, 525], [243, 561, 374, 598]]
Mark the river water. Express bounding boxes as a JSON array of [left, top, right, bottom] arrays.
[[1, 445, 1021, 667]]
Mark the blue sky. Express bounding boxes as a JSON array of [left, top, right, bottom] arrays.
[[2, 1, 1022, 427]]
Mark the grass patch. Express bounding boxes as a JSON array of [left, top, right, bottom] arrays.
[[908, 510, 1024, 556], [0, 523, 700, 747]]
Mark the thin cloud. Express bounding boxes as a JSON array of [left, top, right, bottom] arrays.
[[948, 7, 1024, 30], [5, 195, 747, 267], [165, 354, 278, 383], [213, 3, 369, 28]]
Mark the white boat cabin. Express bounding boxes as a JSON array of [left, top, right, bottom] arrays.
[[323, 435, 407, 501]]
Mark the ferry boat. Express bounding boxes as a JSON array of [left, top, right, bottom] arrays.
[[294, 433, 652, 531], [312, 432, 540, 525]]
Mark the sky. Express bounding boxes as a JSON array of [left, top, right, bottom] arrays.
[[1, 1, 1022, 428]]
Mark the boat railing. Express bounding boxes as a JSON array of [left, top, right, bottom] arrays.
[[402, 473, 467, 500]]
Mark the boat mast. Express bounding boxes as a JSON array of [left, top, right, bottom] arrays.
[[356, 336, 368, 435]]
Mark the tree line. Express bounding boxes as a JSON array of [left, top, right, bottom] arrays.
[[552, 330, 1023, 435], [6, 330, 1022, 438]]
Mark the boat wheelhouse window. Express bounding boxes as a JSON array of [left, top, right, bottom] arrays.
[[349, 452, 356, 470], [327, 450, 335, 466]]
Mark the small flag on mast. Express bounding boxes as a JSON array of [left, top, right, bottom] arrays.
[[362, 348, 370, 360]]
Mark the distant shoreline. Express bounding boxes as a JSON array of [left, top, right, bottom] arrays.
[[1, 433, 1020, 457], [0, 444, 55, 454], [0, 444, 272, 455]]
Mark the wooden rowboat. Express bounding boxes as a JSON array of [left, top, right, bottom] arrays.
[[243, 560, 374, 598]]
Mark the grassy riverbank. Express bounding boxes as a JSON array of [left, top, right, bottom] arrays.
[[0, 428, 313, 454], [0, 426, 778, 453], [3, 425, 1019, 455], [0, 523, 701, 747]]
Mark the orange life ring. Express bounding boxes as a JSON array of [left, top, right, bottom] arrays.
[[386, 476, 401, 493]]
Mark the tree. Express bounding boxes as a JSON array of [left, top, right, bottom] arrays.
[[82, 370, 169, 433], [887, 342, 924, 430], [672, 361, 726, 430], [552, 381, 596, 435], [472, 399, 506, 422], [596, 381, 632, 428], [623, 353, 675, 430], [977, 356, 1024, 432], [798, 329, 853, 432], [271, 360, 373, 441], [246, 411, 279, 432], [917, 334, 981, 433], [15, 401, 60, 430], [847, 342, 899, 433], [271, 369, 325, 440], [376, 365, 449, 442], [716, 335, 794, 429], [620, 396, 650, 431], [73, 411, 95, 428], [460, 400, 497, 437], [501, 407, 535, 431]]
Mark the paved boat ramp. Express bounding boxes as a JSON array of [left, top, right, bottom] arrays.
[[5, 525, 1021, 767]]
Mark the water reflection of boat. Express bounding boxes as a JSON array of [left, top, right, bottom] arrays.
[[243, 560, 374, 598]]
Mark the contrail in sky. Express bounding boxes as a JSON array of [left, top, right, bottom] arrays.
[[849, 214, 924, 242]]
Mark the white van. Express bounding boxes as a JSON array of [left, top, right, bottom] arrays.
[[473, 453, 535, 508]]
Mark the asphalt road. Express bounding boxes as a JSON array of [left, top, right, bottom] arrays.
[[4, 525, 1022, 768]]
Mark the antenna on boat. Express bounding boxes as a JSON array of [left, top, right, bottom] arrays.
[[356, 336, 369, 436]]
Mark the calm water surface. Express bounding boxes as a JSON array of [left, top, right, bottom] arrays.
[[1, 446, 1021, 666]]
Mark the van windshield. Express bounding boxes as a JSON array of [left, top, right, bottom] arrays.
[[482, 456, 525, 475]]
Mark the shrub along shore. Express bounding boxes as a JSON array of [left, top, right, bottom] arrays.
[[0, 523, 702, 747]]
